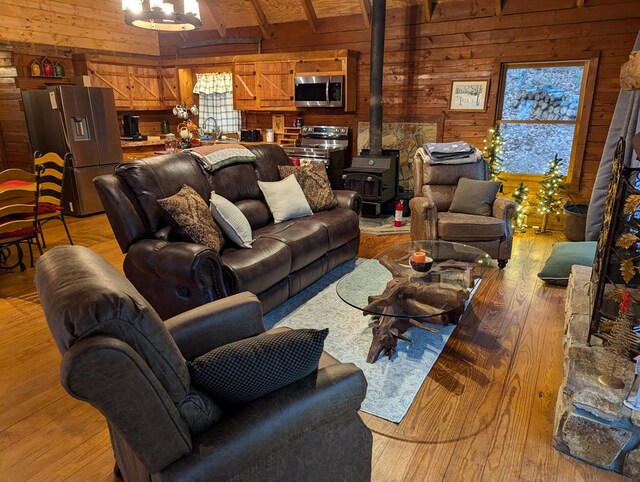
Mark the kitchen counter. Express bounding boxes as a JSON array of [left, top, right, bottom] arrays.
[[120, 138, 281, 161]]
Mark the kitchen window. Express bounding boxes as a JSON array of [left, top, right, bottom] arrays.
[[193, 72, 241, 135], [497, 60, 593, 187]]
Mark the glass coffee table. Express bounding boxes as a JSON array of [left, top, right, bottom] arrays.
[[336, 240, 492, 363]]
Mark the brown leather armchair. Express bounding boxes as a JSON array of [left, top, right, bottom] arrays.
[[409, 149, 517, 268], [35, 246, 372, 482]]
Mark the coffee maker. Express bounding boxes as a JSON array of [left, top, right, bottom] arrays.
[[122, 115, 146, 141]]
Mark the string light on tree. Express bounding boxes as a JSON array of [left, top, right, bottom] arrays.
[[536, 154, 565, 233], [482, 126, 505, 182], [512, 182, 529, 232]]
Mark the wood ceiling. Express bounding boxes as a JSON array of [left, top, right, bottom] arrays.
[[196, 0, 591, 36]]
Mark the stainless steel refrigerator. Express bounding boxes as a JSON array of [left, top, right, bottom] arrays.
[[23, 86, 123, 216]]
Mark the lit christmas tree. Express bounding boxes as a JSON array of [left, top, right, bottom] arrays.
[[482, 126, 505, 182], [512, 182, 529, 232], [536, 154, 565, 233]]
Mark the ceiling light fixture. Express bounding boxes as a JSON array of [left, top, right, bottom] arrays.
[[122, 0, 202, 32]]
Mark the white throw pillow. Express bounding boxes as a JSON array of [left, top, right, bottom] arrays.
[[209, 191, 253, 248], [258, 175, 313, 224]]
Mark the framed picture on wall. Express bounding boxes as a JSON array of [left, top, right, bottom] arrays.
[[449, 80, 490, 112]]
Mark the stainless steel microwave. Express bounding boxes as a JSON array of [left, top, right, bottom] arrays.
[[294, 75, 344, 108]]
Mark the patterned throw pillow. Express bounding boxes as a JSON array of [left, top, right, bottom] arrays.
[[157, 184, 225, 253], [278, 163, 338, 212], [188, 328, 328, 405]]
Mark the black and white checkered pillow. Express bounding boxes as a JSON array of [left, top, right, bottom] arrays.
[[187, 328, 328, 405]]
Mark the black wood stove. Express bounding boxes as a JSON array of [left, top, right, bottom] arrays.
[[341, 0, 399, 217]]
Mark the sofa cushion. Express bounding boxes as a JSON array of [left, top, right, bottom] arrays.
[[254, 219, 329, 272], [221, 237, 291, 294], [207, 164, 261, 203], [423, 157, 488, 185], [116, 152, 210, 231], [295, 208, 359, 251], [278, 163, 338, 212], [235, 199, 272, 230], [248, 144, 293, 182], [438, 212, 505, 241], [449, 178, 501, 217], [258, 175, 313, 224], [188, 328, 328, 405], [158, 185, 225, 253]]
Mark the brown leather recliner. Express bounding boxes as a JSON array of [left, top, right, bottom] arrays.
[[409, 149, 517, 268], [94, 145, 362, 319], [35, 245, 372, 482]]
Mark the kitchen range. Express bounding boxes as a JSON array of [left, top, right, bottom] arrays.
[[282, 125, 350, 190]]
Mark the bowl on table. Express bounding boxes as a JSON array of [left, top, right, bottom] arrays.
[[409, 252, 433, 272]]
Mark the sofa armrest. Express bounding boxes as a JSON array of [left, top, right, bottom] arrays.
[[333, 190, 362, 215], [409, 195, 439, 240], [493, 197, 517, 235], [125, 239, 229, 319], [160, 362, 369, 480], [165, 292, 266, 360]]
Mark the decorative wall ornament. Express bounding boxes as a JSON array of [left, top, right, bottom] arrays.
[[449, 80, 490, 112]]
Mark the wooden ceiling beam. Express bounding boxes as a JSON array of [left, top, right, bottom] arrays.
[[249, 0, 272, 38], [358, 0, 371, 29], [495, 0, 504, 16], [201, 0, 227, 37], [300, 0, 318, 33], [422, 0, 437, 23]]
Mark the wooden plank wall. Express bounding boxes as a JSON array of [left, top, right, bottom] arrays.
[[161, 0, 640, 210], [0, 0, 159, 56]]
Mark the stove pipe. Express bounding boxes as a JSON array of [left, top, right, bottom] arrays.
[[368, 0, 386, 157]]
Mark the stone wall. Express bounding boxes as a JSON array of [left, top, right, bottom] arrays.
[[554, 265, 640, 479]]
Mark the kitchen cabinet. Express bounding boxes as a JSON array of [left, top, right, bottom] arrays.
[[256, 61, 295, 111], [128, 66, 163, 110], [74, 55, 165, 111], [159, 67, 180, 108], [233, 63, 259, 111], [84, 62, 132, 110], [294, 58, 343, 75]]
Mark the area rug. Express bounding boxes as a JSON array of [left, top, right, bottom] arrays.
[[263, 259, 456, 423], [359, 214, 411, 235]]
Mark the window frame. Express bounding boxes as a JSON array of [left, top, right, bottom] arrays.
[[495, 59, 597, 191]]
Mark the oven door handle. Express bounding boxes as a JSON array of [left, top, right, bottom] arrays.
[[326, 81, 330, 104]]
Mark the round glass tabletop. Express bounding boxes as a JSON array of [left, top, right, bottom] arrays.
[[336, 240, 492, 320]]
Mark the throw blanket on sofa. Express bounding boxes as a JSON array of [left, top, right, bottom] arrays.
[[416, 146, 482, 166], [188, 144, 256, 173]]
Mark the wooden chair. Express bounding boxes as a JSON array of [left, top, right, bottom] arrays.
[[34, 152, 73, 247], [0, 169, 42, 271]]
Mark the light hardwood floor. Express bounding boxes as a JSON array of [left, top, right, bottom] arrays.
[[0, 215, 628, 481]]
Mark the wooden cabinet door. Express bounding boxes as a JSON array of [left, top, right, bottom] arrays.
[[233, 63, 259, 111], [86, 63, 132, 110], [160, 67, 179, 108], [128, 66, 163, 110], [257, 61, 295, 111], [294, 58, 344, 75]]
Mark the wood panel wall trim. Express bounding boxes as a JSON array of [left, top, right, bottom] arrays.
[[160, 49, 355, 68]]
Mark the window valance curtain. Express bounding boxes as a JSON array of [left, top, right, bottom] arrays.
[[193, 72, 234, 94]]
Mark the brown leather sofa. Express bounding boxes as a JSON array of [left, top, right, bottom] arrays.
[[94, 145, 362, 319], [36, 245, 372, 482]]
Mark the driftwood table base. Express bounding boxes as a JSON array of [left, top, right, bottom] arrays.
[[364, 255, 478, 363]]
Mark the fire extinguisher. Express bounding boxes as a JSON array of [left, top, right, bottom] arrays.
[[394, 200, 403, 227]]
